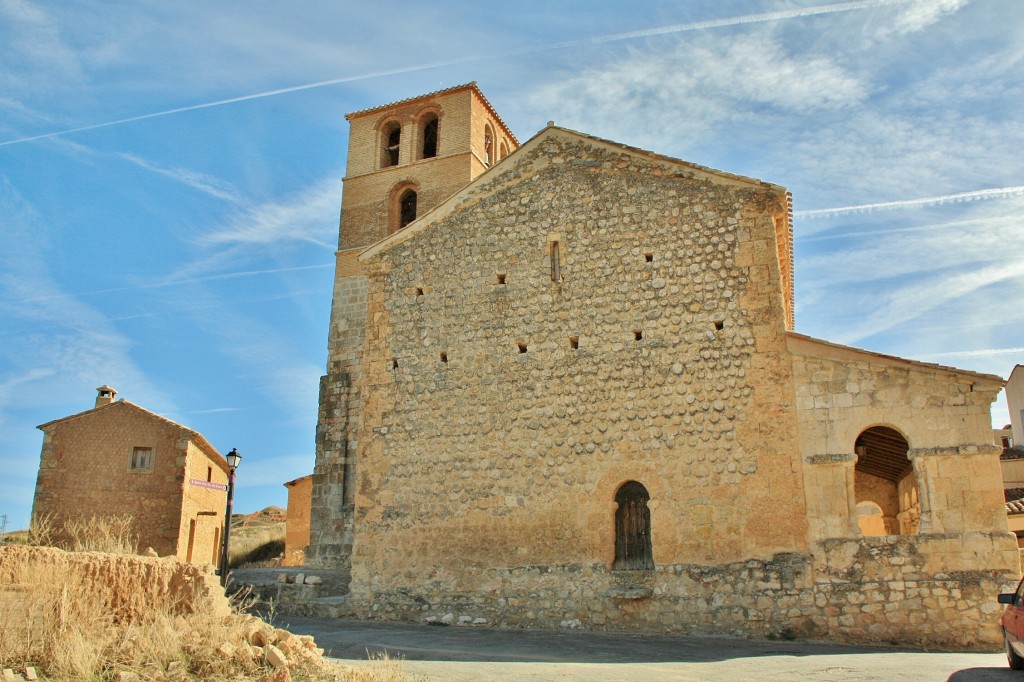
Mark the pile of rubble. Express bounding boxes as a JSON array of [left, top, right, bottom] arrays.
[[278, 572, 322, 586]]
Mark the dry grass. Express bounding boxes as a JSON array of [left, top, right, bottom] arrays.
[[0, 517, 418, 681], [64, 514, 138, 554]]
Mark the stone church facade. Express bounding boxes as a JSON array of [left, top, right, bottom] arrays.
[[309, 83, 1018, 646]]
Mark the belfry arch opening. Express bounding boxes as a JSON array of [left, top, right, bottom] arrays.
[[854, 426, 919, 536], [398, 189, 417, 230], [484, 124, 494, 166], [613, 481, 654, 570], [381, 120, 401, 168], [419, 113, 438, 159]]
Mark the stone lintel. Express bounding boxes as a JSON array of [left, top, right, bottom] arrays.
[[908, 444, 1002, 459], [805, 453, 856, 465]]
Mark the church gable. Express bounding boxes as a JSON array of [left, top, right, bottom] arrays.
[[353, 129, 806, 575]]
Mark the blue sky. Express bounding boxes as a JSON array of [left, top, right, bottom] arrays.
[[1, 0, 1021, 530]]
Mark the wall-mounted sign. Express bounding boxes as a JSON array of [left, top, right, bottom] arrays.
[[190, 479, 227, 491]]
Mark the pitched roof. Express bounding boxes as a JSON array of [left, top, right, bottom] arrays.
[[345, 81, 518, 145], [37, 399, 229, 472], [360, 124, 789, 262], [787, 332, 1006, 384]]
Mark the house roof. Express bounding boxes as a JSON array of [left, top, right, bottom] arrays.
[[37, 399, 230, 473], [1003, 446, 1024, 461], [345, 81, 518, 145], [284, 473, 313, 487], [786, 332, 1006, 384], [1007, 488, 1024, 515], [359, 124, 790, 263]]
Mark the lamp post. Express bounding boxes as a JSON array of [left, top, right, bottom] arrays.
[[219, 448, 242, 587]]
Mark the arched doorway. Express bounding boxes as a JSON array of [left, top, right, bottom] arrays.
[[614, 481, 654, 570], [854, 426, 919, 535]]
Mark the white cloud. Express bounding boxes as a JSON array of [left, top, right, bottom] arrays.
[[0, 0, 84, 93], [197, 178, 339, 249], [526, 34, 866, 151], [871, 0, 969, 37], [115, 153, 243, 203]]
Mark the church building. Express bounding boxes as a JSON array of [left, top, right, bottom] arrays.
[[308, 83, 1018, 646]]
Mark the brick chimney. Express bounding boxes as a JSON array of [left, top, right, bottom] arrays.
[[95, 385, 118, 408]]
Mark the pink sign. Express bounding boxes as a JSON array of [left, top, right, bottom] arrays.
[[190, 479, 227, 491]]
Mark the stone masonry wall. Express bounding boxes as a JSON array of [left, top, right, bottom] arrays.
[[791, 338, 1011, 538], [311, 86, 520, 569], [347, 131, 810, 632], [308, 270, 366, 571]]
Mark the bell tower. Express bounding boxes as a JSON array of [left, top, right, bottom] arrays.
[[308, 83, 517, 570]]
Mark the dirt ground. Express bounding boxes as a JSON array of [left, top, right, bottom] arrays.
[[281, 616, 1018, 681]]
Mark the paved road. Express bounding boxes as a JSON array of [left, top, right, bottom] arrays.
[[279, 616, 1019, 681]]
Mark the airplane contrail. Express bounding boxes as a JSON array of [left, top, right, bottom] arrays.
[[795, 186, 1024, 218], [1, 0, 909, 147], [24, 263, 335, 302]]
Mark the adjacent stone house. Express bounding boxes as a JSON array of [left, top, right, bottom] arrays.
[[309, 83, 1018, 646], [33, 386, 230, 563]]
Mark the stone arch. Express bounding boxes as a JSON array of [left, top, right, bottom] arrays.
[[416, 109, 439, 160], [379, 118, 402, 168], [853, 425, 919, 536], [613, 480, 654, 570], [389, 182, 419, 233], [483, 124, 494, 166], [499, 140, 509, 160]]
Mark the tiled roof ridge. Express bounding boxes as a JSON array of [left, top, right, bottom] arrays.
[[345, 82, 518, 145]]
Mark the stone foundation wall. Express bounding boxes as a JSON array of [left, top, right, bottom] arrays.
[[340, 533, 1019, 649]]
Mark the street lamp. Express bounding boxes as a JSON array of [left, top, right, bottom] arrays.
[[219, 448, 242, 587]]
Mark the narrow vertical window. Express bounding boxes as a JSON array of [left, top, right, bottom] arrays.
[[484, 125, 494, 166], [382, 121, 401, 167], [614, 481, 654, 570], [399, 189, 417, 229], [421, 114, 438, 159], [550, 241, 561, 282], [499, 141, 509, 160]]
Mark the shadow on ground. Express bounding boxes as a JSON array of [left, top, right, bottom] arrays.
[[279, 616, 926, 664]]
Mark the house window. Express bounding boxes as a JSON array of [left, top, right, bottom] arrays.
[[399, 189, 417, 229], [614, 481, 654, 570], [382, 121, 401, 167], [420, 113, 438, 159], [130, 446, 154, 472]]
